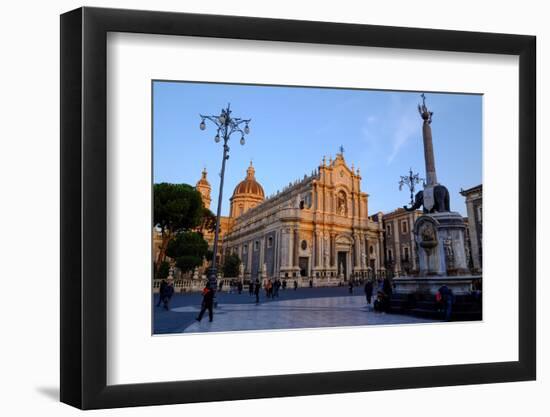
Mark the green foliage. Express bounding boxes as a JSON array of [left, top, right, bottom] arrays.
[[155, 261, 171, 279], [222, 254, 241, 278], [174, 256, 202, 274], [166, 231, 209, 273], [200, 207, 217, 233], [154, 183, 204, 234]]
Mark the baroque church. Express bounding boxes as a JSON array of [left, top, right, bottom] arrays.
[[195, 151, 387, 283]]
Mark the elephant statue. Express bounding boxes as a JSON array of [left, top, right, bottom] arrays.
[[404, 184, 450, 213]]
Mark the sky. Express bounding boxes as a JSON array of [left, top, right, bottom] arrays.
[[153, 81, 482, 217]]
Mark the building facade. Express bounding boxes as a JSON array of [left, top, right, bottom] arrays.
[[219, 153, 386, 283], [381, 208, 423, 276], [460, 184, 482, 273]]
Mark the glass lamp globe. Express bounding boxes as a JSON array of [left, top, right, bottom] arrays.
[[215, 134, 221, 143], [219, 114, 226, 124], [244, 125, 250, 135], [240, 136, 245, 145], [199, 120, 206, 130]]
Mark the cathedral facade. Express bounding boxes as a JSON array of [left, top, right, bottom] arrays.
[[196, 153, 387, 283]]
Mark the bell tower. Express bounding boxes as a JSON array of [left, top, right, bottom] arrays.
[[196, 168, 212, 209]]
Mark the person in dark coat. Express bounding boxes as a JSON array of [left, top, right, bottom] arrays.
[[237, 281, 243, 295], [438, 285, 454, 321], [364, 279, 373, 305], [156, 278, 167, 307], [254, 278, 261, 304], [293, 280, 298, 291], [161, 279, 174, 310], [196, 282, 214, 322], [348, 280, 354, 294], [273, 279, 281, 298], [249, 280, 254, 296], [382, 277, 393, 312]]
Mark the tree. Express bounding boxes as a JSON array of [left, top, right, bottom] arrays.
[[222, 254, 241, 278], [154, 261, 171, 280], [165, 231, 209, 274], [198, 207, 217, 234], [153, 183, 204, 272]]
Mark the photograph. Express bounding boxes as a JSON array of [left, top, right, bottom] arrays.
[[152, 81, 483, 334]]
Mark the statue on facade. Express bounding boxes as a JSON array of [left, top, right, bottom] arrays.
[[337, 191, 347, 215]]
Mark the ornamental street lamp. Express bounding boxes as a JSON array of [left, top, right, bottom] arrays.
[[399, 168, 424, 207], [199, 103, 251, 293]]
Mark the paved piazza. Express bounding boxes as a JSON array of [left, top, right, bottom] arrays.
[[154, 287, 436, 334]]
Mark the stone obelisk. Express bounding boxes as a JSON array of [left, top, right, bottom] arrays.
[[418, 93, 438, 186]]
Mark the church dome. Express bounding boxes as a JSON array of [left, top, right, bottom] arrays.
[[232, 162, 264, 198]]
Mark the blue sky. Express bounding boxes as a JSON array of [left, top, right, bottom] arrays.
[[153, 81, 482, 217]]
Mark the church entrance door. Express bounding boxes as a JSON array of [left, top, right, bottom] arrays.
[[299, 257, 309, 277], [337, 252, 348, 281]]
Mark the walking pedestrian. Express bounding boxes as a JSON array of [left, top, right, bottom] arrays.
[[293, 280, 298, 291], [273, 279, 280, 298], [249, 280, 254, 296], [161, 278, 174, 310], [254, 278, 261, 304], [265, 279, 272, 298], [196, 282, 214, 322], [364, 279, 373, 305], [156, 278, 167, 307], [282, 279, 287, 290], [237, 281, 243, 295], [348, 280, 354, 294]]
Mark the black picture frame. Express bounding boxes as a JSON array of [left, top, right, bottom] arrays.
[[60, 6, 536, 410]]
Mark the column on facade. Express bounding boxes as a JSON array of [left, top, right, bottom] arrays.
[[273, 231, 278, 277], [259, 236, 265, 277], [285, 228, 292, 268], [409, 213, 417, 271], [314, 231, 320, 268], [247, 240, 253, 273], [312, 230, 317, 269], [393, 219, 401, 274], [361, 234, 370, 270], [358, 233, 365, 269], [466, 200, 481, 271], [330, 233, 336, 269], [286, 228, 293, 268], [378, 231, 384, 272], [353, 234, 361, 270], [293, 227, 299, 269]]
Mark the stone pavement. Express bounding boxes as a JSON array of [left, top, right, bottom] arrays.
[[154, 286, 436, 334]]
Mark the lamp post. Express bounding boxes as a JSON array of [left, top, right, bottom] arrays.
[[399, 168, 424, 207], [199, 103, 251, 293]]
